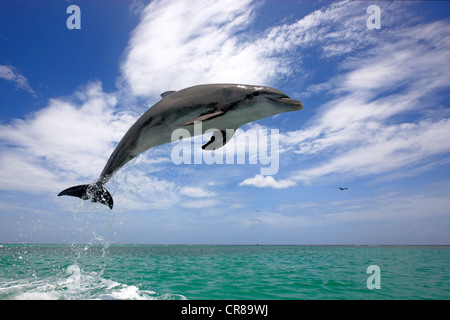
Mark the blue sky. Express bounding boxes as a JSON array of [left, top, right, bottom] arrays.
[[1, 0, 450, 245]]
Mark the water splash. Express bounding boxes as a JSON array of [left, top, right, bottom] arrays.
[[1, 262, 184, 300]]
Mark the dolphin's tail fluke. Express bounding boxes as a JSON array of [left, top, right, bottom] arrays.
[[58, 184, 113, 209]]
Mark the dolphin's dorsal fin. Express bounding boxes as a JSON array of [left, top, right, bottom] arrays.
[[161, 90, 176, 98], [202, 129, 235, 151], [178, 110, 224, 127]]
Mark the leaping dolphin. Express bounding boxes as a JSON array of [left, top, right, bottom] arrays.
[[58, 83, 303, 209]]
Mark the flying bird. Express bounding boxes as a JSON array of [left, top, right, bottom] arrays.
[[58, 83, 303, 209], [338, 187, 348, 190]]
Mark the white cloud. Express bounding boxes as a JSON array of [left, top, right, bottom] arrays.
[[120, 0, 390, 99], [180, 186, 216, 198], [1, 0, 283, 204], [277, 9, 450, 185], [0, 152, 61, 194], [0, 65, 36, 96], [120, 0, 283, 97], [293, 119, 450, 183], [181, 199, 218, 209], [0, 81, 137, 193], [2, 0, 449, 204], [111, 168, 180, 211], [0, 0, 449, 247], [239, 174, 295, 189]]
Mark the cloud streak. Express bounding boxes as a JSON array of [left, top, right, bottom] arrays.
[[0, 65, 36, 96], [1, 0, 450, 208], [120, 0, 269, 97], [284, 17, 450, 185], [239, 174, 295, 189], [239, 2, 450, 187], [0, 82, 136, 193]]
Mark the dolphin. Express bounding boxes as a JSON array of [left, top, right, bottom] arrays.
[[58, 83, 303, 209]]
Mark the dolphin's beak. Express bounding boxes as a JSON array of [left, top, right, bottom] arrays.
[[280, 98, 303, 110], [269, 97, 303, 110]]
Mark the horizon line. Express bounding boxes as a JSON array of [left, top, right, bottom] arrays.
[[1, 243, 449, 247]]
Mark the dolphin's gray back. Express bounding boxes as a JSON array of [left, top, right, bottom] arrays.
[[98, 84, 285, 183], [98, 84, 251, 182]]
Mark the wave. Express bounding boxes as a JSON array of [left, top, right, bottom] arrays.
[[0, 264, 186, 300]]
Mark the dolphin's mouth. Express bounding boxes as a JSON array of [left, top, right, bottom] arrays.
[[268, 97, 303, 110]]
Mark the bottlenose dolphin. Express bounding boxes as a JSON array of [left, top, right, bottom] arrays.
[[58, 83, 303, 209]]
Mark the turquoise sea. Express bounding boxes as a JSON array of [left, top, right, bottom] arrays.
[[0, 244, 449, 300]]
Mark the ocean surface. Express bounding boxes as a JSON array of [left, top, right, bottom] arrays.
[[0, 244, 449, 300]]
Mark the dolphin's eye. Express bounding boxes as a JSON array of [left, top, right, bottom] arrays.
[[252, 91, 259, 97]]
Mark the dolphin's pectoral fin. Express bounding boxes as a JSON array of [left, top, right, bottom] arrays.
[[178, 110, 224, 127], [202, 129, 235, 150]]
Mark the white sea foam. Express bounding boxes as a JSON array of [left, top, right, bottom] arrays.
[[2, 264, 185, 300]]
